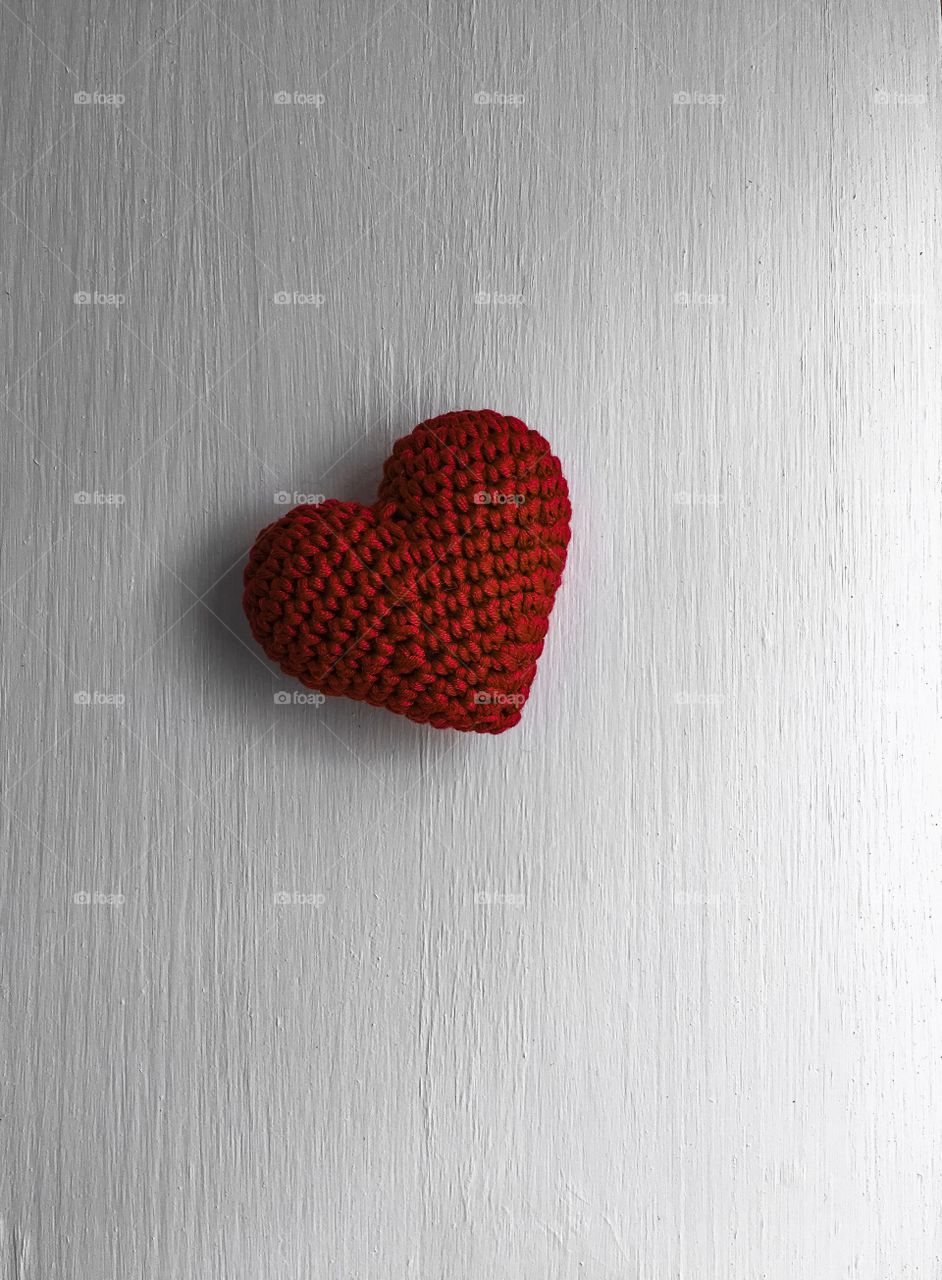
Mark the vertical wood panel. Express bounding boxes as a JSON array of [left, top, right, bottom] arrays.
[[1, 1, 940, 1276]]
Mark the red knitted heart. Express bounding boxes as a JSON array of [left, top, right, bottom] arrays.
[[243, 409, 571, 733]]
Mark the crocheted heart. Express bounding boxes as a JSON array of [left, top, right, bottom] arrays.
[[243, 409, 571, 733]]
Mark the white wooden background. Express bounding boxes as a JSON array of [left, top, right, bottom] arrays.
[[1, 1, 940, 1276]]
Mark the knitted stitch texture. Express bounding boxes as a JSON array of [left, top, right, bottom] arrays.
[[243, 409, 571, 733]]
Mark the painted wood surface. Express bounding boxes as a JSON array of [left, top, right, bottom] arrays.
[[1, 1, 940, 1276]]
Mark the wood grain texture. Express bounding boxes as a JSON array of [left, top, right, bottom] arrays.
[[1, 1, 940, 1276]]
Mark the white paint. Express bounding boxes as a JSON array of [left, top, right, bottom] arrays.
[[1, 1, 941, 1276]]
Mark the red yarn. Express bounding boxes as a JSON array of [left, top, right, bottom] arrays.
[[243, 410, 571, 733]]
